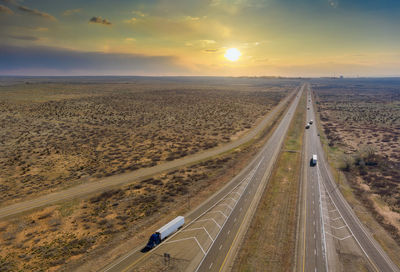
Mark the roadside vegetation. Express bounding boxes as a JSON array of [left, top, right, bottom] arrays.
[[312, 79, 400, 267], [0, 77, 293, 205], [233, 89, 306, 271], [0, 78, 295, 271]]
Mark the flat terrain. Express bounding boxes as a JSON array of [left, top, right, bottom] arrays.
[[233, 85, 305, 271], [0, 77, 293, 205], [0, 77, 297, 271], [115, 84, 303, 272], [313, 78, 400, 246]]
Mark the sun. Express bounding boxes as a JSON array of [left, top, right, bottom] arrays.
[[224, 48, 241, 61]]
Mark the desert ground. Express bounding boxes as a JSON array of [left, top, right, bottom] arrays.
[[0, 77, 294, 205], [313, 78, 400, 246], [0, 76, 296, 271]]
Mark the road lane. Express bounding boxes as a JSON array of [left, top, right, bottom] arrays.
[[303, 83, 399, 272], [302, 83, 327, 272], [103, 84, 305, 272]]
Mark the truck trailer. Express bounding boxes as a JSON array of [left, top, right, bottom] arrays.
[[145, 216, 184, 249], [310, 154, 317, 166]]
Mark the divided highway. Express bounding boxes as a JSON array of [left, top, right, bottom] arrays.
[[101, 84, 304, 272], [299, 83, 399, 272]]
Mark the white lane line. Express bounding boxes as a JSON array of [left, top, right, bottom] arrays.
[[227, 230, 231, 235], [209, 262, 213, 269], [209, 210, 228, 219], [196, 218, 222, 229], [318, 147, 398, 271], [314, 233, 316, 239], [314, 249, 317, 255], [226, 197, 238, 204], [325, 224, 347, 230], [219, 244, 222, 250], [325, 232, 352, 241], [182, 227, 214, 242], [232, 191, 241, 198], [165, 236, 206, 255], [317, 166, 328, 272], [218, 203, 233, 211]]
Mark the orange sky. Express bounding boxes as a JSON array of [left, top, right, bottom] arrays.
[[1, 0, 400, 76]]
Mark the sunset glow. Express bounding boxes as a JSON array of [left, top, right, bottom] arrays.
[[224, 48, 241, 62], [0, 0, 399, 76]]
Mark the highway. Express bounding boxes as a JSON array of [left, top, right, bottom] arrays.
[[0, 88, 297, 220], [300, 83, 327, 271], [298, 83, 399, 272], [100, 84, 304, 272]]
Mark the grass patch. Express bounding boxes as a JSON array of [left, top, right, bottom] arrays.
[[233, 89, 306, 271], [57, 199, 79, 217]]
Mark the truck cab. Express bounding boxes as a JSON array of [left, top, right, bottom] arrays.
[[145, 232, 161, 249]]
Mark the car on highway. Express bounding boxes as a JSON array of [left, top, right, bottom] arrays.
[[305, 124, 310, 129]]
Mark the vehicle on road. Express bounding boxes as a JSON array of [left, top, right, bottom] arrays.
[[309, 120, 313, 124], [305, 124, 310, 129], [310, 154, 317, 166], [145, 216, 184, 250]]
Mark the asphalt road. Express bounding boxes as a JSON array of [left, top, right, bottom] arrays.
[[0, 88, 297, 220], [300, 83, 399, 272], [101, 84, 304, 272], [301, 84, 328, 272]]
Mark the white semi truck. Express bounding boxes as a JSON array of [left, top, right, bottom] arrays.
[[145, 216, 184, 249], [311, 154, 317, 166]]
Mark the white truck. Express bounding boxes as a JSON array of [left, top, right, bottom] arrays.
[[145, 216, 184, 249], [311, 154, 317, 166]]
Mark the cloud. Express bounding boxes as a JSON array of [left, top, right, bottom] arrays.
[[0, 44, 187, 76], [17, 5, 56, 20], [63, 8, 81, 16], [7, 34, 39, 41], [203, 49, 219, 53], [131, 10, 147, 17], [35, 27, 48, 32], [328, 0, 338, 8], [0, 4, 13, 14], [124, 15, 231, 40], [185, 40, 217, 48], [124, 17, 137, 24], [89, 16, 112, 25]]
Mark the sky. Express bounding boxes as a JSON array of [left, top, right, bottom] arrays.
[[0, 0, 399, 77]]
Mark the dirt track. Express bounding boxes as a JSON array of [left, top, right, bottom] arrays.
[[0, 88, 296, 220]]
